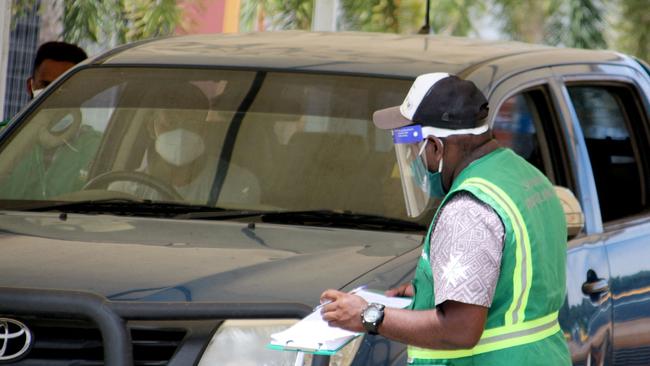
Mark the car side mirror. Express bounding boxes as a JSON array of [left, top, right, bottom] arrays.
[[553, 186, 584, 239]]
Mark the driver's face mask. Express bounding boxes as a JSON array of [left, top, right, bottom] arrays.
[[155, 128, 206, 167]]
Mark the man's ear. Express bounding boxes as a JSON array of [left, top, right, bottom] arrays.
[[26, 77, 34, 98], [429, 136, 444, 160]]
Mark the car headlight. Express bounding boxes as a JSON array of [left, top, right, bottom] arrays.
[[197, 319, 363, 366]]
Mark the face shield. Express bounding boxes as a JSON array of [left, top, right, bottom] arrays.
[[392, 125, 441, 218]]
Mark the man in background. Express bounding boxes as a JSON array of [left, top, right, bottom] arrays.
[[0, 41, 96, 199], [26, 41, 87, 99], [0, 41, 86, 129]]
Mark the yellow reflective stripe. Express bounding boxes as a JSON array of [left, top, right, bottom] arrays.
[[459, 177, 533, 325], [407, 312, 560, 359]]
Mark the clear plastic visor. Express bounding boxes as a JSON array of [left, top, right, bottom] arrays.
[[393, 135, 432, 218]]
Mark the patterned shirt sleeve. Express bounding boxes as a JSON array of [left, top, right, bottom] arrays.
[[430, 192, 505, 307]]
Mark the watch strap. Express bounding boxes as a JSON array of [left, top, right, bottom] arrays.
[[361, 303, 385, 335]]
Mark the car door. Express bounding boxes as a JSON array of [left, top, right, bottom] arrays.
[[556, 63, 650, 366], [487, 68, 614, 365]]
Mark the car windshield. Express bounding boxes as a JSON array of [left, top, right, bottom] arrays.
[[0, 67, 418, 222]]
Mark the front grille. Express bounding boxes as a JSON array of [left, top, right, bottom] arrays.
[[613, 346, 650, 365], [8, 318, 186, 366], [0, 288, 312, 366]]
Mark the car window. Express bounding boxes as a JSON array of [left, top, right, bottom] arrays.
[[493, 93, 544, 171], [0, 68, 413, 221], [228, 72, 409, 216], [80, 84, 120, 134], [568, 84, 649, 222], [492, 86, 569, 189]]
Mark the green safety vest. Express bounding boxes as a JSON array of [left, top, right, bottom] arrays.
[[408, 148, 570, 366], [1, 127, 101, 200]]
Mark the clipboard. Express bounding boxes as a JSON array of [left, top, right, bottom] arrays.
[[267, 308, 361, 355], [267, 288, 411, 355], [266, 337, 356, 356]]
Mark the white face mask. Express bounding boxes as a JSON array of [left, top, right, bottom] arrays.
[[32, 87, 44, 98], [155, 128, 206, 167]]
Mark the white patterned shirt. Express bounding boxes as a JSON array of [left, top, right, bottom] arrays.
[[430, 192, 505, 308]]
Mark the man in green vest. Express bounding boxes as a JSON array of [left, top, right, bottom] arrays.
[[0, 42, 98, 199], [320, 73, 570, 365]]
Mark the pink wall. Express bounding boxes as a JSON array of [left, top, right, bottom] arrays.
[[178, 0, 226, 34]]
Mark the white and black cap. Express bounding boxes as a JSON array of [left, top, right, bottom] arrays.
[[373, 73, 489, 137]]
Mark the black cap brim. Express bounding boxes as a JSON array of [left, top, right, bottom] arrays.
[[372, 106, 413, 130]]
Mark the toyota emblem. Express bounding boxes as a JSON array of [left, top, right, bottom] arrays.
[[0, 318, 32, 362]]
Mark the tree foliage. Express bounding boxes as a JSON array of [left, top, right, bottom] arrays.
[[62, 0, 185, 44], [338, 0, 424, 34], [548, 0, 607, 49], [13, 0, 186, 45], [240, 0, 312, 31], [615, 0, 649, 62], [429, 0, 484, 36], [492, 0, 558, 43], [11, 0, 649, 62], [340, 0, 400, 33]]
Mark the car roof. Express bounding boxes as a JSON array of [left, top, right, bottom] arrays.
[[93, 31, 630, 80]]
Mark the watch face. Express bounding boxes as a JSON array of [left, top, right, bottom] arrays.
[[364, 307, 381, 322]]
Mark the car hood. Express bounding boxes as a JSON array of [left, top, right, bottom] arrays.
[[0, 211, 422, 305]]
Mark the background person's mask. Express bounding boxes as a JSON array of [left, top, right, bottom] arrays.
[[31, 87, 44, 98], [155, 128, 205, 166]]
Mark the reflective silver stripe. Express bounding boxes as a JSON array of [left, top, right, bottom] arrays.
[[407, 312, 560, 359], [478, 317, 559, 345]]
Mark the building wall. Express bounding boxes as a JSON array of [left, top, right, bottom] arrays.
[[178, 0, 240, 35], [0, 2, 12, 120], [2, 0, 40, 121]]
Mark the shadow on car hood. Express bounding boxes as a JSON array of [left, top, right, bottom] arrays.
[[0, 211, 423, 305]]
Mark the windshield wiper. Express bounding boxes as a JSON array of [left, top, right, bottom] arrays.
[[181, 209, 425, 232], [17, 201, 425, 231], [20, 199, 228, 217], [263, 210, 425, 232]]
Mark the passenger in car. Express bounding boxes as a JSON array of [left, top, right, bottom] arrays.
[[0, 42, 97, 199], [0, 109, 101, 200], [320, 73, 570, 365]]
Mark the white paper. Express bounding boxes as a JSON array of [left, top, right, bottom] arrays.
[[356, 289, 412, 308], [270, 288, 412, 352]]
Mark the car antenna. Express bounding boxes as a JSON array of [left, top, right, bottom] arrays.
[[417, 0, 431, 34]]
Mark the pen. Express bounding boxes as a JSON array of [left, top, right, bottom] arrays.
[[314, 284, 368, 312]]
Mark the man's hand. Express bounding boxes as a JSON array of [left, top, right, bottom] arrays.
[[319, 289, 368, 332], [384, 282, 414, 298]]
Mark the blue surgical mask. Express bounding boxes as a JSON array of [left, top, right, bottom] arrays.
[[412, 140, 446, 198]]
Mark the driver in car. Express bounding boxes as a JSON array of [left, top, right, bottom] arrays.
[[107, 83, 260, 205]]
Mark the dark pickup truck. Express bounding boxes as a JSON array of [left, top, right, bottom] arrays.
[[0, 31, 649, 365]]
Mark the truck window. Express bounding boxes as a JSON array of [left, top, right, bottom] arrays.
[[493, 93, 543, 170], [493, 87, 566, 187], [568, 84, 649, 222]]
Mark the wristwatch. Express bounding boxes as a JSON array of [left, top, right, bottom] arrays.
[[361, 303, 385, 335]]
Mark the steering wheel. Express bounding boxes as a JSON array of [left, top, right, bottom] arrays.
[[83, 171, 184, 202]]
